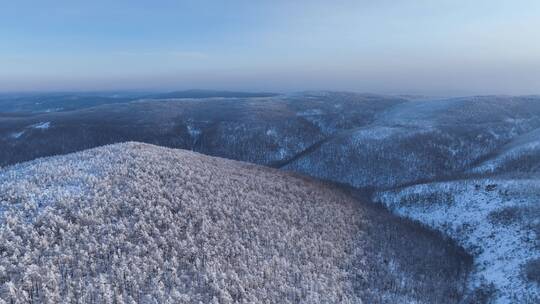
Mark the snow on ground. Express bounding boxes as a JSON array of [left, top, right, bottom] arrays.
[[30, 121, 51, 129], [473, 142, 540, 174], [472, 127, 540, 174], [265, 128, 278, 137], [186, 123, 201, 139], [41, 108, 63, 113], [6, 122, 53, 142], [296, 109, 323, 116], [9, 131, 25, 139], [374, 179, 540, 303]]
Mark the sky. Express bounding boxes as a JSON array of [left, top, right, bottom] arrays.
[[1, 0, 539, 95]]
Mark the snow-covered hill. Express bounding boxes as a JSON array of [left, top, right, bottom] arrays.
[[0, 143, 470, 304], [374, 177, 540, 303], [284, 96, 540, 190], [2, 93, 540, 303], [0, 92, 405, 167], [471, 127, 540, 175]]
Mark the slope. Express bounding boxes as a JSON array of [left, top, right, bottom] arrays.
[[470, 127, 540, 175], [0, 142, 470, 304], [0, 92, 405, 167], [284, 96, 540, 190], [374, 177, 540, 303]]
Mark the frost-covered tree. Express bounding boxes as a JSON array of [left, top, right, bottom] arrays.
[[0, 142, 469, 303]]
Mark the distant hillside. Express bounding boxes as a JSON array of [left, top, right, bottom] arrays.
[[0, 93, 135, 113], [148, 89, 278, 99], [470, 127, 540, 175], [284, 96, 540, 190], [0, 143, 470, 303], [0, 90, 278, 113], [2, 93, 540, 190], [0, 92, 405, 167]]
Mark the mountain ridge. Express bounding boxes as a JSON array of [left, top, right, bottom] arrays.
[[0, 142, 470, 303]]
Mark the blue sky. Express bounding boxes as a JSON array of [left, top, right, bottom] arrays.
[[1, 0, 539, 95]]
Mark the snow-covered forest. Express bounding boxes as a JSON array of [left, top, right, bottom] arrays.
[[1, 92, 540, 303], [374, 178, 540, 303], [0, 143, 469, 303]]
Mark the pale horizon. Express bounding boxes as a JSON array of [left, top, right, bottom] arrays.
[[1, 0, 539, 95]]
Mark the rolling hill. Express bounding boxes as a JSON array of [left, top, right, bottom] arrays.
[[0, 92, 405, 167], [0, 143, 470, 303], [284, 96, 540, 190], [2, 92, 540, 303]]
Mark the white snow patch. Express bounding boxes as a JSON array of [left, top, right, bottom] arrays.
[[266, 128, 278, 137], [186, 124, 201, 138], [10, 131, 25, 139], [297, 109, 323, 116], [30, 122, 51, 129], [277, 147, 287, 159], [43, 108, 63, 113]]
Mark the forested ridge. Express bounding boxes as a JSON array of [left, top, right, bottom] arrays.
[[0, 143, 470, 303]]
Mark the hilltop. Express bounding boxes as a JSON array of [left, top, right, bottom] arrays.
[[0, 142, 470, 303]]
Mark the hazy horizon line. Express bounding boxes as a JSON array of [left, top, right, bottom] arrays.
[[1, 88, 538, 99]]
